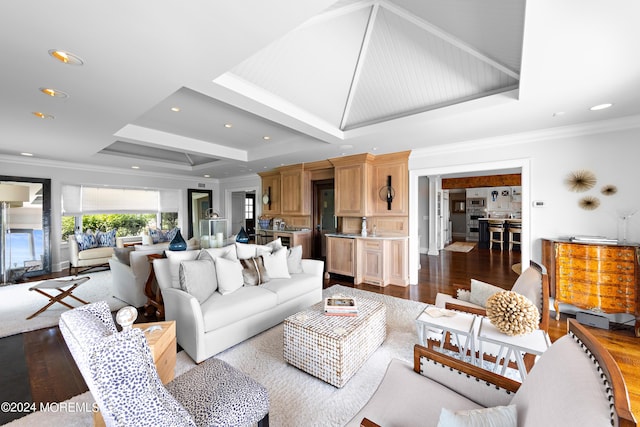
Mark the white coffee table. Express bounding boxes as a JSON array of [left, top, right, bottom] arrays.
[[415, 305, 478, 365], [477, 317, 551, 380]]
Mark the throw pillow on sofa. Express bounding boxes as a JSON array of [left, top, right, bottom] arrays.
[[165, 250, 200, 288], [262, 247, 291, 279], [214, 257, 244, 295], [96, 229, 117, 247], [240, 256, 270, 286], [149, 227, 178, 244], [179, 259, 217, 303], [200, 245, 238, 262], [235, 238, 283, 260], [114, 247, 134, 266], [75, 230, 98, 251], [287, 245, 303, 274], [469, 279, 505, 307]]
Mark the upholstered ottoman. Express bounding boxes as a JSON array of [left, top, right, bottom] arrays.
[[166, 358, 269, 427], [283, 298, 386, 388]]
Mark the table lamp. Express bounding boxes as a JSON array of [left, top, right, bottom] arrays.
[[0, 183, 30, 285]]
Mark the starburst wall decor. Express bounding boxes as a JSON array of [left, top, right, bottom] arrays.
[[579, 196, 600, 210], [565, 170, 597, 192], [601, 185, 617, 196]]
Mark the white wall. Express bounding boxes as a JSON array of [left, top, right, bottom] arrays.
[[0, 157, 219, 272], [409, 121, 640, 283]]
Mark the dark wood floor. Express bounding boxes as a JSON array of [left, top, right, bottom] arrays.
[[2, 245, 639, 424]]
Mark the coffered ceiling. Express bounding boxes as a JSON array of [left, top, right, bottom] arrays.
[[1, 0, 639, 179]]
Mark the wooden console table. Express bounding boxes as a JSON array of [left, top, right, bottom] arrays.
[[144, 253, 165, 320], [542, 238, 640, 336]]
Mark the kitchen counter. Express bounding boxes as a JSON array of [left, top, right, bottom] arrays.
[[325, 233, 408, 240]]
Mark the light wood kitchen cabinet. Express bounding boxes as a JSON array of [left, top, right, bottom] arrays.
[[331, 154, 374, 217], [327, 236, 356, 276], [259, 171, 281, 215], [542, 238, 640, 336], [373, 158, 408, 215], [280, 166, 310, 215], [360, 239, 385, 286], [387, 238, 409, 285]]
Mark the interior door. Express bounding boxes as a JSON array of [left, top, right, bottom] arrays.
[[312, 180, 335, 260]]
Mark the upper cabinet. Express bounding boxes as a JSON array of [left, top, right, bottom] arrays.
[[280, 165, 310, 215], [330, 151, 410, 217], [331, 154, 375, 217], [259, 171, 281, 215], [372, 153, 409, 215]]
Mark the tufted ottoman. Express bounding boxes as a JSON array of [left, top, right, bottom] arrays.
[[166, 358, 270, 427]]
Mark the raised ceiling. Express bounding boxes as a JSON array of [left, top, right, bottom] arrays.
[[1, 0, 639, 179]]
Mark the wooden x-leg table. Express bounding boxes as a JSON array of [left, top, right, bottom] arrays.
[[26, 276, 91, 319]]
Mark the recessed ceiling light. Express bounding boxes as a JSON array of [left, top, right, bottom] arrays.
[[552, 111, 565, 117], [131, 166, 140, 169], [170, 107, 181, 112], [32, 111, 54, 119], [203, 174, 210, 178], [39, 87, 69, 98], [20, 152, 33, 157], [48, 49, 84, 65], [371, 147, 378, 151], [224, 123, 233, 128], [263, 136, 271, 141], [590, 103, 613, 111]]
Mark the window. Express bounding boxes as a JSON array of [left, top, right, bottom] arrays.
[[61, 185, 180, 240], [245, 197, 254, 220]]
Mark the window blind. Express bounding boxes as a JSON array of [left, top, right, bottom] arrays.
[[62, 185, 179, 215]]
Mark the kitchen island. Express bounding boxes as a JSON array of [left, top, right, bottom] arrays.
[[325, 233, 409, 286], [478, 218, 521, 250]]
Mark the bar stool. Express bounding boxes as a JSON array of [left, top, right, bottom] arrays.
[[509, 222, 522, 251], [488, 220, 505, 251]]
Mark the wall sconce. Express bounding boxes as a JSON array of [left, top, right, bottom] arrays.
[[379, 175, 395, 210], [262, 186, 271, 210]]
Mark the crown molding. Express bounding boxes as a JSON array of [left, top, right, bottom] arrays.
[[410, 113, 640, 159]]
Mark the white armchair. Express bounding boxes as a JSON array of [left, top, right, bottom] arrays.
[[347, 320, 636, 427], [109, 248, 165, 307], [68, 234, 114, 275]]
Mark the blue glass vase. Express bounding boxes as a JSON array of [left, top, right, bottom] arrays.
[[168, 229, 187, 251], [236, 226, 249, 244]]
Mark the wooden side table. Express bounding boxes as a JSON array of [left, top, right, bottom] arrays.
[[94, 320, 176, 427], [143, 253, 165, 320]]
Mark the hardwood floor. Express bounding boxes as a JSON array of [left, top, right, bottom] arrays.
[[1, 245, 639, 424]]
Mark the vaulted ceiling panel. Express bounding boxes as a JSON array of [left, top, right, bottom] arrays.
[[230, 6, 372, 127], [342, 6, 519, 129]]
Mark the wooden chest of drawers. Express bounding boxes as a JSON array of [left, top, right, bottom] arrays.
[[542, 239, 640, 336]]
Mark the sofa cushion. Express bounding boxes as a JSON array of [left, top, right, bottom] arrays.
[[113, 247, 134, 266], [75, 230, 98, 251], [200, 286, 278, 332], [287, 245, 303, 274], [201, 245, 238, 262], [96, 229, 117, 247], [259, 273, 318, 304], [240, 256, 270, 286], [470, 279, 505, 307], [437, 405, 517, 427], [77, 246, 114, 260], [235, 239, 282, 260], [345, 359, 483, 427], [262, 247, 291, 279], [214, 257, 244, 295], [179, 259, 217, 303], [510, 267, 542, 315], [165, 250, 200, 288], [509, 335, 612, 426]]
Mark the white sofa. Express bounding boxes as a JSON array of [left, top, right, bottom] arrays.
[[153, 242, 324, 363]]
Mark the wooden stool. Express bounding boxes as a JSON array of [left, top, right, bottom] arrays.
[[488, 220, 505, 251], [509, 222, 522, 251]]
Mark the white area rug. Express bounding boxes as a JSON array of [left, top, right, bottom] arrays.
[[7, 285, 427, 427], [0, 270, 127, 339]]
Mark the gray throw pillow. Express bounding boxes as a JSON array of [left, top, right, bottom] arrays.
[[240, 256, 270, 286], [114, 247, 134, 266], [178, 259, 217, 303]]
